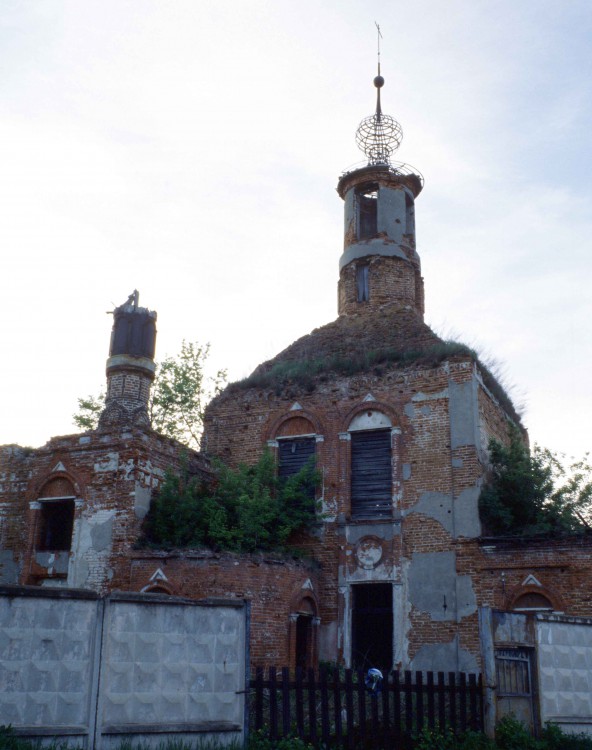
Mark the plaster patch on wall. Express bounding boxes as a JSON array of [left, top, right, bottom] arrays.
[[402, 464, 411, 480], [134, 484, 152, 519], [0, 550, 19, 583], [322, 495, 338, 521], [408, 551, 476, 622], [90, 517, 114, 552], [410, 636, 478, 673], [344, 563, 395, 584], [454, 484, 482, 539], [409, 491, 453, 533], [346, 522, 396, 545], [77, 511, 116, 554], [319, 621, 338, 662], [94, 453, 119, 473], [71, 556, 90, 587], [449, 379, 478, 449]]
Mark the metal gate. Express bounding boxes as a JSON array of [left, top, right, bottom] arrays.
[[495, 647, 535, 731]]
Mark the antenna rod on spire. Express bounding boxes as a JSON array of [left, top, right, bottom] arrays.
[[375, 21, 382, 76], [374, 22, 384, 117]]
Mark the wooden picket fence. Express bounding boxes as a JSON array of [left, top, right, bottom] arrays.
[[250, 666, 484, 749]]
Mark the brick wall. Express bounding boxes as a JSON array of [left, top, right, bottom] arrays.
[[128, 549, 320, 668], [0, 427, 210, 592]]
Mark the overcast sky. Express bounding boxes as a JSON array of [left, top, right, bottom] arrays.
[[1, 0, 591, 458]]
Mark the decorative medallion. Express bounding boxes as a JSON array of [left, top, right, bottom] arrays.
[[355, 536, 383, 569]]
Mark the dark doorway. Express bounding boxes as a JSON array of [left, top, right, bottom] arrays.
[[296, 615, 313, 671], [351, 583, 393, 671]]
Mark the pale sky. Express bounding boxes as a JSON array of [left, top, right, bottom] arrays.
[[1, 0, 591, 459]]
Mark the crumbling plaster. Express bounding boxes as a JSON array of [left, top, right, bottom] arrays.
[[408, 551, 477, 623]]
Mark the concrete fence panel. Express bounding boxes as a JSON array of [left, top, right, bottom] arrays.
[[536, 614, 592, 736], [0, 586, 248, 749]]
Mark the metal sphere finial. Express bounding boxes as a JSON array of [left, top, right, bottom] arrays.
[[355, 71, 403, 166]]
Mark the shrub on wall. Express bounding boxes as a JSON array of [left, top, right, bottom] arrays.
[[140, 450, 320, 553], [479, 426, 592, 537]]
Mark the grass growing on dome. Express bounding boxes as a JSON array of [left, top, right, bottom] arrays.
[[229, 340, 522, 425]]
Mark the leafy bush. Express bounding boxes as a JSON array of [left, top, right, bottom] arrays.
[[479, 426, 592, 537], [247, 730, 315, 750], [541, 722, 592, 749], [141, 450, 320, 553], [414, 726, 496, 750], [495, 716, 544, 750]]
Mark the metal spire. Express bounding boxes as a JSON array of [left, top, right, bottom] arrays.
[[375, 21, 383, 117], [355, 24, 403, 166]]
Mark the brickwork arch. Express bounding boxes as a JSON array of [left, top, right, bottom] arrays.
[[267, 409, 325, 441], [288, 585, 320, 671], [141, 583, 176, 595], [339, 400, 401, 434], [507, 584, 563, 613]]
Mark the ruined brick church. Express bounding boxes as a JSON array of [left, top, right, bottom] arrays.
[[2, 68, 592, 698]]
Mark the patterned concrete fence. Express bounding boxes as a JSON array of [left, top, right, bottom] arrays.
[[536, 614, 592, 736], [0, 585, 248, 749]]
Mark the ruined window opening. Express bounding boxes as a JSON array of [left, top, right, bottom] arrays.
[[350, 429, 392, 519], [357, 184, 378, 239], [405, 191, 415, 236], [351, 583, 393, 670], [356, 264, 369, 302], [37, 498, 75, 551], [278, 437, 316, 498]]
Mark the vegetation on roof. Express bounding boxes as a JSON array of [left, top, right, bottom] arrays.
[[229, 339, 522, 424]]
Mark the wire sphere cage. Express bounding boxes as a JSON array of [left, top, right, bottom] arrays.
[[355, 113, 403, 165]]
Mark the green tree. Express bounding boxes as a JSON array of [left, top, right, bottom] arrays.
[[479, 425, 592, 536], [73, 392, 105, 431], [141, 450, 320, 554], [72, 340, 226, 450]]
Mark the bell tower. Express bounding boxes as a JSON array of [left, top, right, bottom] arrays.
[[337, 51, 424, 317], [99, 290, 157, 429]]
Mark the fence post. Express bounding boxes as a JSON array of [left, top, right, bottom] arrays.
[[269, 667, 278, 741], [426, 671, 435, 730], [319, 665, 330, 747], [345, 668, 355, 750], [449, 672, 457, 732], [295, 667, 305, 738], [308, 667, 317, 744], [254, 667, 264, 731], [392, 670, 402, 743]]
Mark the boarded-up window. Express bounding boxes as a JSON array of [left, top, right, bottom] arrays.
[[278, 437, 316, 482], [351, 429, 391, 518], [37, 499, 75, 551]]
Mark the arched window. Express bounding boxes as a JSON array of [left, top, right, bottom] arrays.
[[512, 592, 554, 612], [275, 417, 318, 497], [36, 477, 76, 552], [349, 411, 393, 519]]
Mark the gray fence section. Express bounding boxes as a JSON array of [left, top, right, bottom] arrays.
[[536, 614, 592, 736], [0, 586, 248, 749]]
